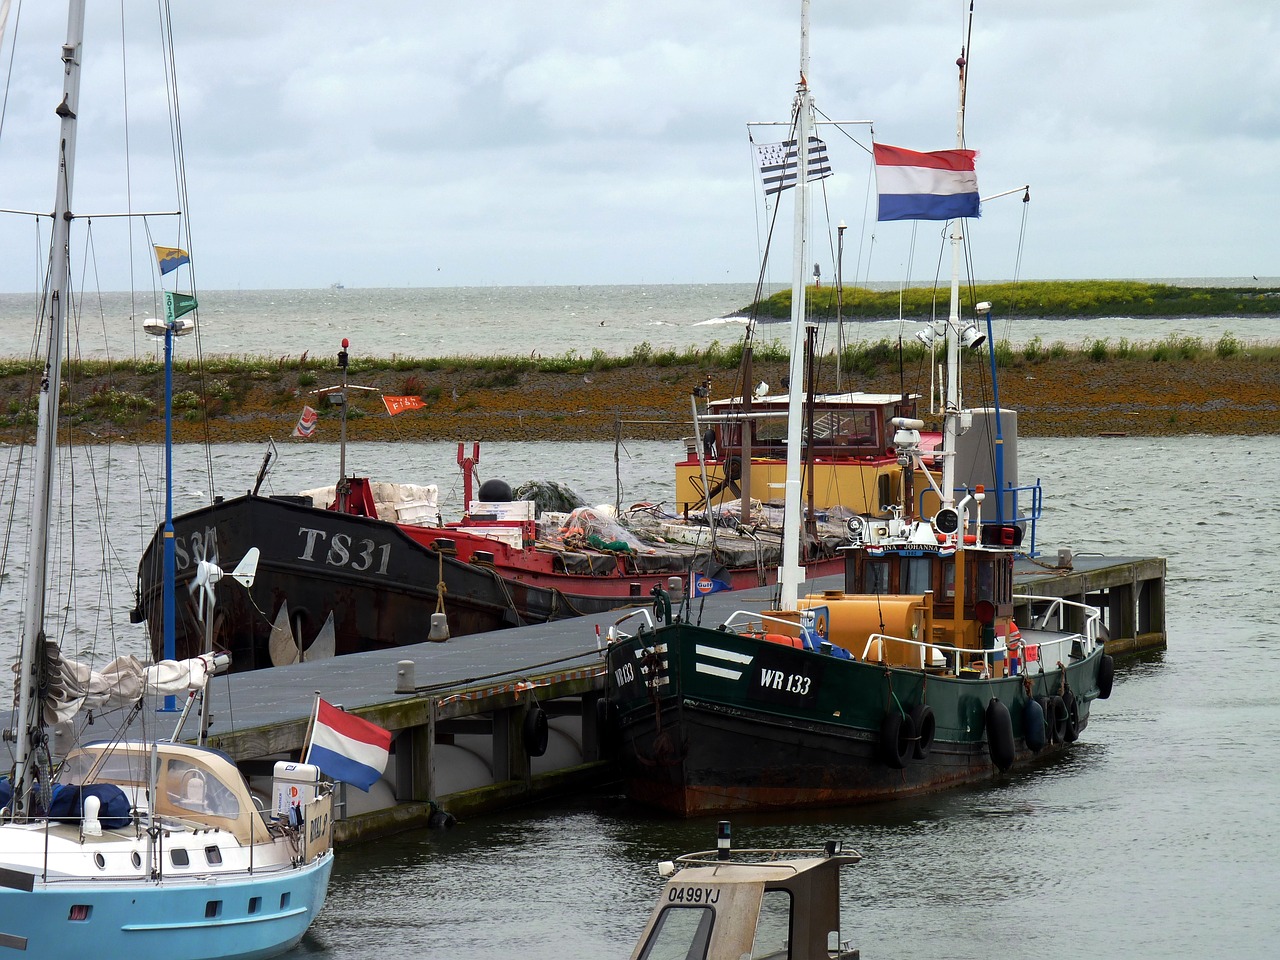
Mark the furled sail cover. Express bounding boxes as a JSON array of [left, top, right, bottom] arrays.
[[43, 648, 223, 724]]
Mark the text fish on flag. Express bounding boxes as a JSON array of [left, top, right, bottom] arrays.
[[383, 395, 426, 416], [292, 405, 318, 438], [756, 137, 832, 197], [873, 143, 979, 222], [304, 697, 392, 792]]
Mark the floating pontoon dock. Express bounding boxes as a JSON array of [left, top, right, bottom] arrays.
[[180, 552, 1165, 842]]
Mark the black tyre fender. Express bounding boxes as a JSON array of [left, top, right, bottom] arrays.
[[594, 697, 619, 752], [909, 703, 936, 760], [1034, 696, 1051, 741], [1023, 697, 1047, 753], [1096, 653, 1115, 700], [986, 698, 1015, 771], [523, 705, 549, 758], [1047, 695, 1069, 744], [1063, 689, 1080, 743], [879, 711, 915, 769]]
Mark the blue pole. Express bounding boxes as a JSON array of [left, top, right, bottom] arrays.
[[982, 305, 1006, 524], [160, 322, 178, 712]]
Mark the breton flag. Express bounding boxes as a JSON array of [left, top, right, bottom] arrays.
[[873, 143, 980, 221], [383, 395, 426, 416], [756, 137, 833, 196], [154, 245, 191, 275], [292, 405, 318, 438], [303, 697, 392, 792]]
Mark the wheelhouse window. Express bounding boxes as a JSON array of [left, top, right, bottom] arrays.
[[636, 906, 714, 960], [941, 559, 956, 600], [810, 409, 881, 456], [751, 889, 794, 959], [975, 558, 995, 605], [862, 560, 890, 594], [903, 557, 932, 595]]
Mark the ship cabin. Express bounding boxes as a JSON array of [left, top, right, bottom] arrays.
[[798, 519, 1024, 675], [676, 391, 936, 515], [630, 832, 862, 960]]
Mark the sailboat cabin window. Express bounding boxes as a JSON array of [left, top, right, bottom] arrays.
[[636, 905, 715, 960], [165, 760, 241, 819]]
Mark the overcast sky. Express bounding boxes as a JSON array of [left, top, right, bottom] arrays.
[[0, 1, 1276, 292]]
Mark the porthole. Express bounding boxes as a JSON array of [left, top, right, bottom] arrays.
[[93, 853, 106, 870], [131, 851, 142, 869]]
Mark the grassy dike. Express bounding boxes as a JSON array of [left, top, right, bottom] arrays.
[[747, 280, 1280, 320], [1, 330, 1276, 444]]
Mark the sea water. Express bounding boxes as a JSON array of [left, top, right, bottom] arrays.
[[1, 280, 1278, 362], [297, 435, 1280, 960], [1, 433, 1276, 959]]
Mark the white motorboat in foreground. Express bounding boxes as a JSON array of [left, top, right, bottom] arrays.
[[630, 822, 863, 960]]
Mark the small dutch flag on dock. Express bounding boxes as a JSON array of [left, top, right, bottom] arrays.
[[304, 697, 392, 792]]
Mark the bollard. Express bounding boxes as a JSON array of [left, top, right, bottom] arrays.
[[395, 660, 416, 694]]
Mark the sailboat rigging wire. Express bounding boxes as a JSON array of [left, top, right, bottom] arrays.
[[1004, 188, 1033, 344], [0, 0, 27, 142]]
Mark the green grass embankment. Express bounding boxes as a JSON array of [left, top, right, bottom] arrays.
[[746, 280, 1280, 321], [0, 330, 1276, 443]]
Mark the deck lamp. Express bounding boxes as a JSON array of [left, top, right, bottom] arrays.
[[960, 322, 986, 350]]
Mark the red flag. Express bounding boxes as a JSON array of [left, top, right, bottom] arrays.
[[382, 395, 426, 416]]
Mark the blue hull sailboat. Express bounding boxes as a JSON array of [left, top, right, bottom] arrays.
[[0, 2, 334, 956]]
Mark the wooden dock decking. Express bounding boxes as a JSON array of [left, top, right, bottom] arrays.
[[192, 552, 1165, 842]]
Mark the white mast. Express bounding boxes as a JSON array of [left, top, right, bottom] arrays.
[[940, 17, 971, 511], [12, 0, 86, 820], [778, 0, 812, 609]]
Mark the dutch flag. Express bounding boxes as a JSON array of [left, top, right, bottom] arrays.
[[304, 698, 392, 791], [874, 143, 980, 222]]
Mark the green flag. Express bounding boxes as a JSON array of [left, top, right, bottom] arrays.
[[165, 291, 198, 322]]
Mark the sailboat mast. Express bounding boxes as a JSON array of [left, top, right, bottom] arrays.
[[779, 0, 812, 609], [940, 17, 972, 511], [12, 0, 87, 820]]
